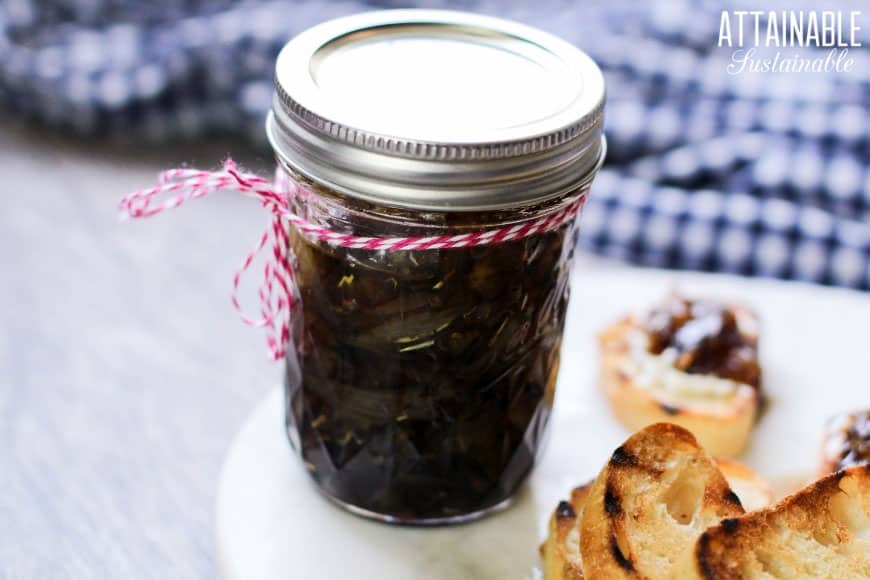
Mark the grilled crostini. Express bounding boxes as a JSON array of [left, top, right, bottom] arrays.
[[678, 465, 870, 579], [820, 409, 870, 476], [540, 454, 772, 579], [540, 484, 590, 580], [579, 423, 745, 579], [599, 294, 762, 457]]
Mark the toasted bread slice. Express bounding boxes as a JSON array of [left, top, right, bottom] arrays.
[[820, 409, 870, 476], [540, 457, 771, 579], [600, 313, 759, 458], [678, 465, 870, 579], [579, 423, 745, 579], [540, 484, 591, 580], [715, 458, 773, 512]]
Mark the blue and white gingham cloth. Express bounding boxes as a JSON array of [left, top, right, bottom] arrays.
[[1, 0, 868, 289]]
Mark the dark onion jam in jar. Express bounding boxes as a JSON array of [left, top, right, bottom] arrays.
[[267, 10, 606, 524]]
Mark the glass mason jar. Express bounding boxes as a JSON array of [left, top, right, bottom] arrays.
[[266, 10, 606, 524]]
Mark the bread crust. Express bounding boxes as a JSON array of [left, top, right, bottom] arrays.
[[714, 458, 773, 513], [600, 316, 758, 458], [540, 484, 590, 580], [579, 423, 744, 579], [679, 465, 870, 579]]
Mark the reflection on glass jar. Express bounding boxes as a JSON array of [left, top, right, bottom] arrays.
[[283, 173, 585, 522]]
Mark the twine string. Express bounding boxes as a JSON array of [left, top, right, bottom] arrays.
[[118, 159, 585, 359]]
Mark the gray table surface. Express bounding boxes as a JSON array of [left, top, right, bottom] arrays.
[[1, 119, 284, 580], [1, 119, 621, 579]]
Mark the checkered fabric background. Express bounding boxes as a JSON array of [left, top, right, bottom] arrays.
[[2, 0, 868, 289]]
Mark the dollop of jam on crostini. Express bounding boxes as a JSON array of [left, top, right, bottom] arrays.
[[642, 295, 761, 389], [825, 410, 870, 471]]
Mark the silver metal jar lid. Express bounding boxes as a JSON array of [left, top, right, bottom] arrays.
[[267, 9, 606, 212]]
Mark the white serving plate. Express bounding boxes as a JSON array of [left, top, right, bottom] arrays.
[[216, 266, 870, 580]]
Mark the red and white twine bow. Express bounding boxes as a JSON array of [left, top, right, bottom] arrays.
[[119, 159, 586, 360]]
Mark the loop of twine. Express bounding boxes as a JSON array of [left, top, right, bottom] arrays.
[[118, 159, 586, 360]]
